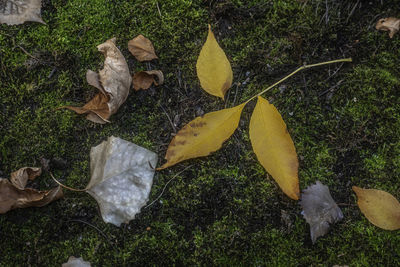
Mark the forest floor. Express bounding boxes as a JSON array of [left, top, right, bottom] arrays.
[[0, 0, 399, 266]]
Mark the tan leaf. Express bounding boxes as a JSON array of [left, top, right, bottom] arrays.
[[10, 167, 42, 190], [128, 35, 158, 61], [0, 168, 63, 214], [353, 186, 400, 230], [133, 70, 164, 91], [61, 38, 131, 123], [196, 25, 233, 99], [376, 17, 400, 38], [249, 96, 299, 200], [159, 103, 245, 169], [0, 0, 45, 25]]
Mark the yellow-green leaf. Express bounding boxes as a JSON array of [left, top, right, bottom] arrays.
[[249, 96, 299, 200], [353, 186, 400, 230], [159, 103, 245, 169], [196, 25, 233, 99]]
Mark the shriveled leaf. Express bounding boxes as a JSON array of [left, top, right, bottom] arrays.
[[300, 181, 343, 244], [128, 35, 158, 61], [353, 186, 400, 230], [62, 38, 131, 123], [196, 25, 233, 99], [10, 167, 41, 190], [86, 136, 158, 227], [132, 70, 164, 91], [376, 17, 400, 38], [159, 103, 245, 169], [62, 256, 91, 267], [0, 0, 45, 25], [0, 168, 63, 214], [249, 96, 299, 200]]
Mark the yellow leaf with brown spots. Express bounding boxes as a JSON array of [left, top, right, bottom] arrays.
[[353, 186, 400, 230], [249, 96, 299, 200], [196, 25, 233, 99], [159, 103, 245, 169]]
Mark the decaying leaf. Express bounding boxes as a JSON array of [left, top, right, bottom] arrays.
[[353, 186, 400, 230], [159, 103, 245, 169], [128, 35, 158, 61], [300, 181, 343, 243], [0, 167, 63, 214], [196, 25, 233, 99], [62, 38, 131, 124], [376, 17, 400, 38], [132, 70, 164, 91], [86, 136, 158, 226], [0, 0, 45, 25], [249, 96, 299, 200], [10, 166, 41, 190], [62, 256, 91, 267]]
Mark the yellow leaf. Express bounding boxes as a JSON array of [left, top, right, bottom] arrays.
[[196, 25, 233, 99], [249, 96, 299, 200], [159, 103, 245, 169], [353, 186, 400, 230]]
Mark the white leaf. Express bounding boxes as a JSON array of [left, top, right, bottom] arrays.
[[299, 181, 343, 243], [62, 256, 91, 267], [86, 136, 158, 226], [0, 0, 45, 25]]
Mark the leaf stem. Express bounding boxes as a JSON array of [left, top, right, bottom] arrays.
[[50, 172, 87, 192], [245, 58, 352, 104]]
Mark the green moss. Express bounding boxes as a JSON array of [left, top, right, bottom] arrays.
[[1, 0, 400, 265]]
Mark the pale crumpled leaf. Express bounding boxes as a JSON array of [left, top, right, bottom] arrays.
[[62, 38, 131, 124], [128, 35, 158, 61], [62, 256, 91, 267], [300, 181, 343, 243], [132, 70, 164, 91], [376, 17, 400, 38], [0, 0, 45, 25], [86, 136, 158, 226], [0, 167, 63, 214]]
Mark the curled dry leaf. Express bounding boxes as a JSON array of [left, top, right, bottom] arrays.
[[0, 0, 45, 25], [133, 70, 164, 91], [10, 166, 41, 190], [128, 35, 158, 61], [159, 103, 245, 169], [196, 25, 233, 99], [376, 17, 400, 38], [353, 186, 400, 230], [62, 256, 91, 267], [249, 96, 299, 200], [62, 38, 131, 124], [86, 136, 158, 226], [300, 181, 343, 244], [0, 167, 63, 214]]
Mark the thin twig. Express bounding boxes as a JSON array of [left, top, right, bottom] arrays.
[[16, 45, 40, 61], [50, 172, 87, 192], [144, 165, 192, 209], [160, 105, 177, 133], [68, 219, 113, 244], [156, 1, 162, 18]]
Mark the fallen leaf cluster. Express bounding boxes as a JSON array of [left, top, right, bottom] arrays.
[[0, 167, 63, 214]]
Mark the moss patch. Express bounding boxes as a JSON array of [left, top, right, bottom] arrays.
[[1, 0, 399, 265]]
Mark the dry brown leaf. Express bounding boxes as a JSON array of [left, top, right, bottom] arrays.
[[128, 35, 158, 61], [0, 0, 45, 25], [132, 70, 164, 91], [10, 167, 41, 190], [0, 167, 63, 214], [62, 38, 131, 123], [353, 186, 400, 230], [376, 17, 400, 38]]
